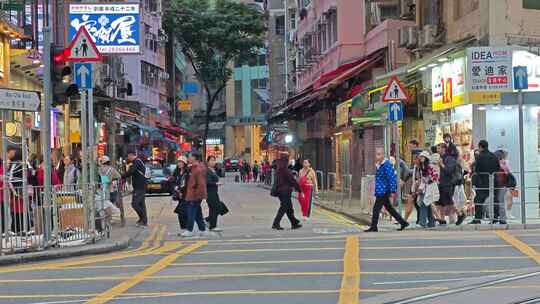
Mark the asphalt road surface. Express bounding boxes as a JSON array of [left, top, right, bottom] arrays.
[[1, 176, 540, 304]]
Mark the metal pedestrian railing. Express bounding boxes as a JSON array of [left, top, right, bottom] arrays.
[[0, 183, 113, 254]]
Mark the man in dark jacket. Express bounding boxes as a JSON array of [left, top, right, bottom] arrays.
[[470, 140, 501, 224], [122, 151, 148, 227], [272, 152, 302, 230]]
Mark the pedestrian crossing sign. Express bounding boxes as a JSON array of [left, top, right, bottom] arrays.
[[65, 26, 103, 62], [382, 76, 409, 102]]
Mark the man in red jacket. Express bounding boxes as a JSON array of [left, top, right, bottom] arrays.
[[181, 152, 208, 237]]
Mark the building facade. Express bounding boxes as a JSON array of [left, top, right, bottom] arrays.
[[273, 0, 412, 192]]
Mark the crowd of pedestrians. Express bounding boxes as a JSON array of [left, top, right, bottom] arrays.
[[364, 134, 515, 232], [237, 158, 271, 184]]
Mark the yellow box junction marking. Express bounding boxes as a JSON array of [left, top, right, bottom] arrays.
[[495, 230, 540, 264], [85, 241, 207, 304]]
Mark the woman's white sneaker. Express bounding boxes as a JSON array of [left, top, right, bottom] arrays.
[[181, 231, 194, 237]]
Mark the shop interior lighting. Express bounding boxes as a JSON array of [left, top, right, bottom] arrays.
[[437, 57, 449, 62], [419, 67, 427, 71], [39, 64, 44, 68], [492, 105, 500, 110], [32, 59, 40, 64], [284, 134, 293, 143], [334, 132, 343, 136], [505, 106, 513, 110], [478, 106, 487, 110], [427, 63, 437, 68]]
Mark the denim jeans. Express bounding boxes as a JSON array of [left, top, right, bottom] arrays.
[[185, 200, 206, 232], [418, 195, 435, 227]]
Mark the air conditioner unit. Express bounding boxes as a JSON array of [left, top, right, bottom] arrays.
[[420, 24, 438, 48], [398, 27, 408, 47], [400, 0, 415, 20], [406, 26, 418, 49]]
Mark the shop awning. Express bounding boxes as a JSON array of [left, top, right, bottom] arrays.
[[116, 107, 139, 119], [351, 104, 387, 125], [155, 121, 195, 137], [318, 50, 385, 91]]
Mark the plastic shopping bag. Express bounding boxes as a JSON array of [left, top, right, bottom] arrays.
[[453, 185, 467, 209]]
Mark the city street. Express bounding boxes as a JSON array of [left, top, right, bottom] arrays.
[[0, 177, 539, 304]]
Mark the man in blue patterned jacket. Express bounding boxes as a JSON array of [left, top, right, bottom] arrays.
[[365, 147, 409, 232]]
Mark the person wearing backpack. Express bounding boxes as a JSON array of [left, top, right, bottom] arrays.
[[122, 151, 149, 227]]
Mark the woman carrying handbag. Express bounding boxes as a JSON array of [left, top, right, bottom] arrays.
[[172, 156, 189, 234], [417, 151, 439, 228]]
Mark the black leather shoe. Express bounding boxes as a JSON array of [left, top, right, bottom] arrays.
[[291, 224, 303, 230], [364, 227, 378, 232], [397, 222, 410, 231], [469, 219, 482, 224], [272, 226, 284, 230], [456, 214, 466, 226]]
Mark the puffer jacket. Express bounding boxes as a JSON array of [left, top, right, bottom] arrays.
[[375, 159, 397, 198]]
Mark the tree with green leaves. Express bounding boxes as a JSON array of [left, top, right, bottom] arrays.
[[164, 0, 265, 157]]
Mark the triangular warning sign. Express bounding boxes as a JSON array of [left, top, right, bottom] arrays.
[[382, 76, 409, 102], [65, 27, 103, 62]]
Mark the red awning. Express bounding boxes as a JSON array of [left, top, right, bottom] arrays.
[[347, 84, 363, 99], [155, 121, 195, 137], [163, 131, 177, 141], [319, 51, 385, 91], [314, 60, 362, 90], [116, 107, 139, 119]]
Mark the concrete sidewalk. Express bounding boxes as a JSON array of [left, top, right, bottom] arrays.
[[0, 194, 148, 266], [258, 183, 540, 231]]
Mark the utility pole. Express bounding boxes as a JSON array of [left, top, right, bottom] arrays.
[[283, 0, 289, 98], [42, 27, 53, 244], [110, 56, 118, 166]]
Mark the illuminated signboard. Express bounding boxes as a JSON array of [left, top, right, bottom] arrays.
[[69, 3, 140, 54]]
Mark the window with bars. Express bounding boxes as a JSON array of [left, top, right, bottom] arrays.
[[275, 15, 285, 35], [141, 61, 159, 88]]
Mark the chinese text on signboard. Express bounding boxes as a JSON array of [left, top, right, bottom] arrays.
[[467, 47, 512, 102], [69, 4, 140, 54]]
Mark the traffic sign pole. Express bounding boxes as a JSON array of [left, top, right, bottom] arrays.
[[88, 82, 96, 233], [518, 89, 526, 223], [513, 66, 528, 223], [42, 27, 53, 245]]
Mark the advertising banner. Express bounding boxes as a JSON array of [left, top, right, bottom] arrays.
[[467, 47, 512, 103], [431, 57, 466, 111], [68, 3, 140, 54]]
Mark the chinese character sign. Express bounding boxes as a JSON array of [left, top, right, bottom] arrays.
[[69, 4, 140, 54], [431, 57, 466, 111], [467, 47, 512, 102]]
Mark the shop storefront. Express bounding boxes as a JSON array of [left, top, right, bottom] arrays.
[[334, 100, 352, 181]]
